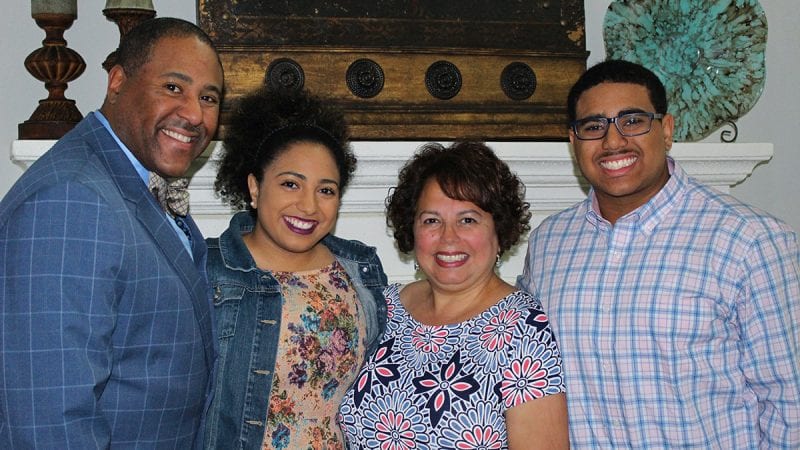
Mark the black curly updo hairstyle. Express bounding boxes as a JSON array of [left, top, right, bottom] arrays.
[[386, 141, 531, 256], [213, 86, 356, 211]]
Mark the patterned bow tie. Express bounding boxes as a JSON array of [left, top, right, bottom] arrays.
[[148, 172, 190, 217]]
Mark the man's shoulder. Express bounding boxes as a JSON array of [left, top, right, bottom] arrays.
[[0, 117, 120, 217], [15, 115, 110, 185], [532, 201, 587, 233], [684, 178, 795, 237]]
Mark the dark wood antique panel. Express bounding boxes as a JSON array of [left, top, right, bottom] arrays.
[[198, 1, 587, 141]]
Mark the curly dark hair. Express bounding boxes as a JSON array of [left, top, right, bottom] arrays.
[[386, 141, 531, 256], [214, 86, 356, 210]]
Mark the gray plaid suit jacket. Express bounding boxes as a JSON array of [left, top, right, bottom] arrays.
[[0, 112, 215, 448]]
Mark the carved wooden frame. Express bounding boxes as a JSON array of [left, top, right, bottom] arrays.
[[198, 1, 587, 141]]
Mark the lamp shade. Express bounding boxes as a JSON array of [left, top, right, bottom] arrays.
[[31, 0, 77, 15], [104, 0, 154, 10]]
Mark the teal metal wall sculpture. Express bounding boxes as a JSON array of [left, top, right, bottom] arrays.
[[604, 0, 767, 142]]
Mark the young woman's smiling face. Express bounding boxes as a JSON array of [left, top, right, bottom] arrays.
[[247, 141, 341, 262]]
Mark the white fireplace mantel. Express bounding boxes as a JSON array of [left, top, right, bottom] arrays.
[[10, 140, 773, 282]]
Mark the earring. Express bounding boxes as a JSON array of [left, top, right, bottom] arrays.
[[495, 253, 501, 268], [250, 200, 256, 209], [413, 260, 419, 271]]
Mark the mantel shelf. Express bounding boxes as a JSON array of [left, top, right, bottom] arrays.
[[11, 140, 773, 215], [10, 140, 773, 282]]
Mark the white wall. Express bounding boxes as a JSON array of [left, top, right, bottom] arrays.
[[2, 0, 799, 232]]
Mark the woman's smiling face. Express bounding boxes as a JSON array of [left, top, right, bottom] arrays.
[[413, 178, 500, 293], [248, 141, 341, 259]]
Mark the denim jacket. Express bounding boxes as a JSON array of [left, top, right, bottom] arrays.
[[203, 211, 388, 449]]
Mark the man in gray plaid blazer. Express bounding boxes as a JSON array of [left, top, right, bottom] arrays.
[[0, 18, 223, 448]]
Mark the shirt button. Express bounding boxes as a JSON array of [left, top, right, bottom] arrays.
[[361, 266, 369, 273]]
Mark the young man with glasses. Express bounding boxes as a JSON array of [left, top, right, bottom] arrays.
[[517, 59, 799, 448]]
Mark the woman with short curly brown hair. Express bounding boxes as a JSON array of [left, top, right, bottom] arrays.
[[339, 141, 569, 449], [385, 141, 531, 256]]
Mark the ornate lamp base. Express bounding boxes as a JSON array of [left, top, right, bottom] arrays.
[[19, 13, 86, 140], [102, 8, 156, 71], [18, 102, 82, 139]]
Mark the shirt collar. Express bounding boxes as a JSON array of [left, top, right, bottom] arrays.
[[94, 110, 149, 185], [218, 211, 259, 272], [586, 156, 686, 233]]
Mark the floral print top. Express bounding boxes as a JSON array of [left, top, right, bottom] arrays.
[[262, 260, 366, 450], [338, 283, 566, 450]]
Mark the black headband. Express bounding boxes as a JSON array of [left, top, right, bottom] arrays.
[[256, 123, 342, 157]]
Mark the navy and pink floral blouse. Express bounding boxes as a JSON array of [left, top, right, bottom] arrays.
[[338, 283, 566, 449]]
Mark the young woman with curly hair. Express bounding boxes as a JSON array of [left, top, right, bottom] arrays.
[[203, 87, 388, 450]]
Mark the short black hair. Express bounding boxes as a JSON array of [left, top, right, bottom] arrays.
[[567, 59, 668, 122], [386, 141, 530, 255], [214, 87, 355, 211], [115, 17, 220, 77]]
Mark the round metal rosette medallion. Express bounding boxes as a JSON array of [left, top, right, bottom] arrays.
[[425, 60, 462, 100], [501, 62, 537, 101], [346, 58, 385, 98], [265, 58, 305, 91]]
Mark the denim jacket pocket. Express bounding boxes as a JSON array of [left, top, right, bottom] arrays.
[[213, 283, 246, 339]]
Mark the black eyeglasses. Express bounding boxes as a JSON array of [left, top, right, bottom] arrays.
[[571, 112, 664, 140]]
